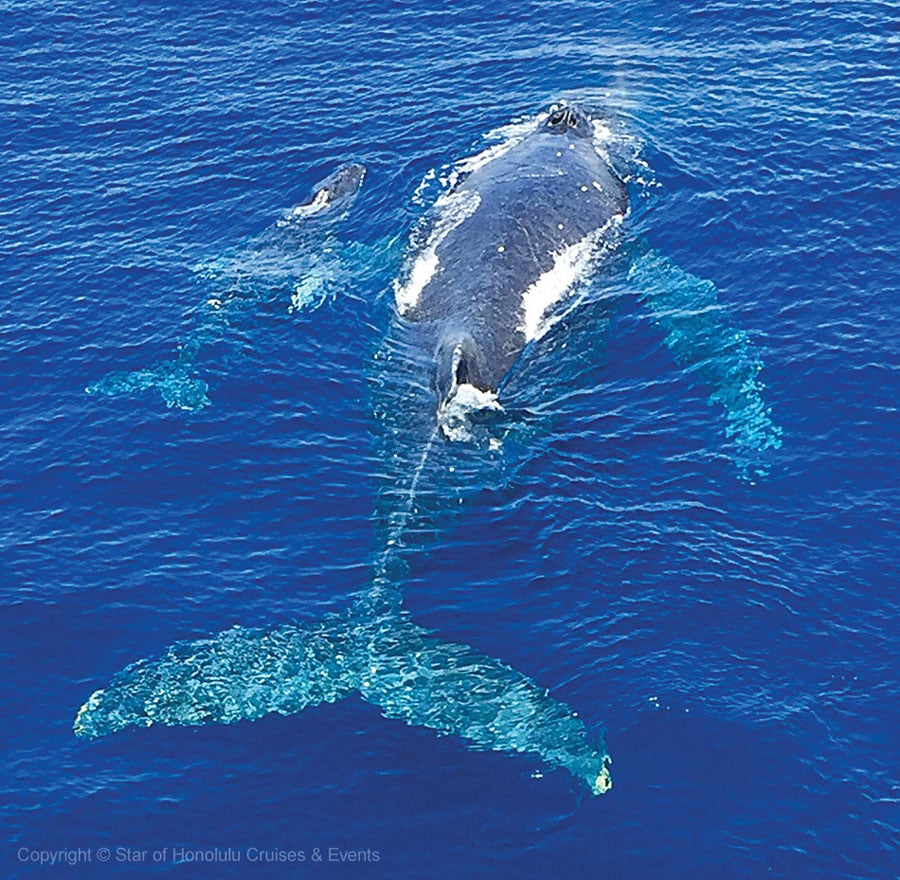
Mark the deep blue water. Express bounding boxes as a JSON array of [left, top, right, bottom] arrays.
[[2, 0, 898, 877]]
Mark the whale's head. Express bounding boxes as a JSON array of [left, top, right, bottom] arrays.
[[545, 103, 591, 138], [433, 334, 503, 441], [322, 162, 366, 204], [282, 162, 366, 221]]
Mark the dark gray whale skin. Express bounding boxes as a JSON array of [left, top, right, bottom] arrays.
[[281, 162, 366, 219], [398, 105, 628, 408]]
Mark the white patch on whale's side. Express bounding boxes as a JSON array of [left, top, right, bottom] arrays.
[[281, 188, 331, 221], [394, 189, 481, 315], [518, 214, 624, 342]]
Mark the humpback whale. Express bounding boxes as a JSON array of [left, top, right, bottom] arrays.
[[75, 102, 781, 796], [85, 163, 366, 410], [395, 104, 627, 440], [279, 162, 366, 221]]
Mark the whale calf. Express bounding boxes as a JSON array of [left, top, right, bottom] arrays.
[[279, 162, 366, 221], [86, 163, 366, 411]]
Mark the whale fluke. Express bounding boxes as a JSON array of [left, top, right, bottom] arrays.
[[73, 618, 360, 735], [85, 342, 211, 411], [74, 603, 612, 796]]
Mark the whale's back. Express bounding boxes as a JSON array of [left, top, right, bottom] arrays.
[[397, 118, 628, 392]]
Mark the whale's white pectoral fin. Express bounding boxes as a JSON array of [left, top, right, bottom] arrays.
[[287, 255, 339, 312], [292, 233, 408, 314], [628, 246, 782, 474], [74, 605, 611, 795]]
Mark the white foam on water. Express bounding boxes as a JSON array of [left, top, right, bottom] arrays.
[[394, 189, 481, 315], [591, 117, 616, 151], [455, 112, 547, 177], [411, 168, 437, 206], [590, 116, 656, 193], [436, 382, 503, 442], [519, 214, 624, 342]]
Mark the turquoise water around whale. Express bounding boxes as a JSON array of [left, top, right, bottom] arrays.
[[2, 1, 897, 878]]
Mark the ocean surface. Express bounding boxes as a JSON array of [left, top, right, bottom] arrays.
[[2, 1, 897, 877]]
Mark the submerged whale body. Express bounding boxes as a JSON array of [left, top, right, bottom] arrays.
[[396, 104, 627, 437]]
